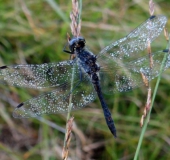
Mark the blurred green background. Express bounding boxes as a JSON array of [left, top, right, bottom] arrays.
[[0, 0, 170, 159]]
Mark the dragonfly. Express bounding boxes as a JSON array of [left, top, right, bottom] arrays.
[[0, 15, 168, 137]]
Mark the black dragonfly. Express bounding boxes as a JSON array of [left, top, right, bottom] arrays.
[[0, 15, 168, 137]]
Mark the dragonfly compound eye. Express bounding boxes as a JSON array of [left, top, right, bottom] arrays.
[[69, 37, 86, 51], [77, 37, 85, 48]]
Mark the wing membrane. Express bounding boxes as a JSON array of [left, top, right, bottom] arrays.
[[97, 15, 167, 62], [13, 67, 96, 118], [0, 60, 77, 88], [99, 50, 169, 94]]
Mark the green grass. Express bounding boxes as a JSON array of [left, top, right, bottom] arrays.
[[0, 0, 170, 159]]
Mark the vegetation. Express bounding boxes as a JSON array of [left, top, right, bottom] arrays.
[[0, 0, 170, 159]]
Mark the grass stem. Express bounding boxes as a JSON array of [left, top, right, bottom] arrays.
[[134, 38, 170, 160]]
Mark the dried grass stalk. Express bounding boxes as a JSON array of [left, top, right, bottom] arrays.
[[140, 0, 156, 126], [149, 0, 155, 16], [62, 117, 74, 160], [164, 28, 169, 41], [70, 0, 81, 37], [62, 1, 82, 159]]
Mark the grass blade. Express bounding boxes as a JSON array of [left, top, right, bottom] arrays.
[[134, 38, 170, 160]]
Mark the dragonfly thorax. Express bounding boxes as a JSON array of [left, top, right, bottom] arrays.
[[69, 36, 86, 52]]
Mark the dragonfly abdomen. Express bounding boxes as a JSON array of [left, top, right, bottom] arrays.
[[94, 81, 117, 137]]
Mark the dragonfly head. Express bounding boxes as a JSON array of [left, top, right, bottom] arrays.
[[69, 37, 86, 52]]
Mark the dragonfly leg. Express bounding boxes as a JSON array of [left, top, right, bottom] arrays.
[[63, 43, 74, 54]]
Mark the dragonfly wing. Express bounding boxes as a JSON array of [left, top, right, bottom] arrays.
[[99, 49, 169, 94], [0, 60, 77, 88], [97, 15, 167, 62], [13, 70, 96, 118]]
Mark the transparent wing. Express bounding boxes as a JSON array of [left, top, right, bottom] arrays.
[[99, 50, 169, 94], [97, 15, 167, 62], [13, 67, 96, 118], [0, 60, 77, 88]]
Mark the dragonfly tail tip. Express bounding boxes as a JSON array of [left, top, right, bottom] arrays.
[[113, 132, 117, 138]]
